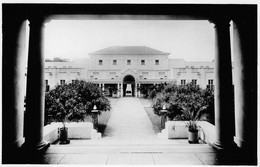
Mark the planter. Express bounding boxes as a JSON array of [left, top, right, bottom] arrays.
[[158, 121, 188, 139], [59, 127, 70, 144], [188, 130, 199, 144]]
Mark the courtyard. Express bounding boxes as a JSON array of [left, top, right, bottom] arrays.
[[11, 97, 255, 165], [2, 4, 257, 165]]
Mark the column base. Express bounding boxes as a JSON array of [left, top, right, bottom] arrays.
[[210, 140, 238, 151], [21, 140, 50, 153]]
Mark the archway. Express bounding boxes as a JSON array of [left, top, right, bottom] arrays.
[[123, 75, 135, 97]]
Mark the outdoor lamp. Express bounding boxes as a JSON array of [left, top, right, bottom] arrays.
[[91, 105, 99, 130], [162, 104, 166, 110], [160, 104, 168, 130]]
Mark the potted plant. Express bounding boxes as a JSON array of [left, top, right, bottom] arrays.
[[45, 80, 111, 143], [178, 102, 208, 143], [45, 83, 76, 144], [58, 111, 72, 144], [186, 120, 200, 143]]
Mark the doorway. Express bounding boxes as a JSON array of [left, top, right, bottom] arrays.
[[123, 75, 135, 97]]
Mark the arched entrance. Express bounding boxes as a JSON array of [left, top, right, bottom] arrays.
[[123, 75, 135, 97]]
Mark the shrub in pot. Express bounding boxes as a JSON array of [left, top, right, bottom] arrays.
[[45, 80, 111, 144], [186, 121, 199, 143], [176, 90, 209, 143]]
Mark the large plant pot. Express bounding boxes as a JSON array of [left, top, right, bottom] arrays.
[[59, 127, 70, 144], [188, 130, 199, 144]]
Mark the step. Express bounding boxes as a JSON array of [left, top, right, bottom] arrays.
[[47, 142, 215, 154]]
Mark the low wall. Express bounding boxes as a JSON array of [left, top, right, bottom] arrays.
[[158, 121, 216, 144], [198, 121, 215, 144], [43, 122, 101, 144]]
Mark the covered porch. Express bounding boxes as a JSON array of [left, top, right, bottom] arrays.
[[2, 3, 257, 165]]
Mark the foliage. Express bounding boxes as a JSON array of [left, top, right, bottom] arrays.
[[148, 83, 167, 99], [45, 80, 111, 125], [139, 83, 168, 98], [139, 84, 151, 98], [45, 57, 69, 62], [151, 82, 215, 126]]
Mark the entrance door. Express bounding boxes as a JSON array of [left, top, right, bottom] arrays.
[[123, 75, 135, 97]]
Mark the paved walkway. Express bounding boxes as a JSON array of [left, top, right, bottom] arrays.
[[103, 97, 157, 140], [12, 98, 253, 165]]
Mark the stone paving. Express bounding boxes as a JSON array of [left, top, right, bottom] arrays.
[[7, 97, 255, 165], [103, 97, 157, 140]]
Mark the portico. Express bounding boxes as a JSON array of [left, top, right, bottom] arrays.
[[2, 4, 257, 164]]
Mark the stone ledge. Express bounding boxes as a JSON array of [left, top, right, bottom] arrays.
[[43, 122, 101, 144], [158, 121, 216, 144]]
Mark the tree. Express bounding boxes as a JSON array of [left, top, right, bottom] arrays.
[[152, 83, 214, 124], [45, 80, 111, 125], [45, 57, 69, 62]]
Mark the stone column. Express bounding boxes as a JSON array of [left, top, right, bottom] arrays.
[[233, 19, 257, 152], [22, 15, 50, 151], [135, 83, 138, 97], [136, 83, 139, 97], [138, 83, 141, 97], [212, 18, 236, 150], [2, 16, 27, 159], [102, 83, 105, 92], [137, 83, 141, 97], [121, 82, 123, 97], [117, 83, 120, 97]]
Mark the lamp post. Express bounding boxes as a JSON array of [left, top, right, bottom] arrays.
[[160, 104, 168, 130], [91, 105, 99, 130]]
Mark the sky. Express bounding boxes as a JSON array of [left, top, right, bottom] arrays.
[[44, 19, 215, 61]]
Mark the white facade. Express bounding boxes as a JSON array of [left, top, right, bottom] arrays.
[[43, 46, 226, 97]]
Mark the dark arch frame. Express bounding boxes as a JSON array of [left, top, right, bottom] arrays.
[[123, 75, 135, 83], [123, 75, 135, 96]]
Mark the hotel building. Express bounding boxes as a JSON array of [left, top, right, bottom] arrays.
[[44, 46, 217, 97]]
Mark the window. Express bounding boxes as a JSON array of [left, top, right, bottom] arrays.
[[99, 60, 103, 65], [127, 60, 131, 65], [113, 60, 117, 65], [158, 72, 165, 76], [141, 60, 145, 65], [60, 80, 65, 85], [192, 79, 197, 85], [45, 80, 49, 92], [207, 79, 214, 90], [155, 60, 159, 65], [208, 79, 213, 85], [181, 79, 186, 85]]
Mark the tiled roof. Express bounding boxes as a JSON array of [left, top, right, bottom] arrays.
[[89, 46, 170, 55]]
